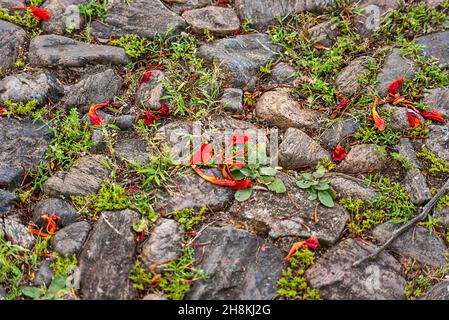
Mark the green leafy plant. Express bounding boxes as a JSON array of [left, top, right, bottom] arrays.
[[94, 181, 131, 213], [296, 166, 336, 208], [417, 146, 449, 175], [391, 152, 413, 170], [405, 275, 431, 300], [110, 34, 149, 59], [173, 207, 206, 231], [21, 276, 69, 300], [1, 100, 40, 118]]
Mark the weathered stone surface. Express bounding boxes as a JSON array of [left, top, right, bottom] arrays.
[[63, 69, 123, 113], [164, 0, 211, 14], [279, 128, 330, 169], [256, 90, 324, 131], [234, 0, 335, 29], [0, 286, 5, 300], [338, 144, 387, 174], [34, 261, 53, 288], [51, 221, 91, 256], [417, 31, 449, 67], [29, 35, 130, 67], [0, 118, 52, 189], [114, 138, 150, 164], [228, 173, 348, 245], [335, 56, 369, 96], [376, 49, 415, 96], [115, 115, 136, 131], [421, 281, 449, 300], [403, 168, 432, 205], [395, 138, 420, 167], [182, 6, 240, 35], [434, 206, 449, 228], [0, 190, 16, 216], [320, 118, 360, 150], [328, 174, 378, 201], [135, 70, 170, 111], [309, 20, 339, 47], [0, 20, 26, 71], [32, 198, 79, 229], [423, 86, 449, 118], [1, 0, 25, 6], [220, 88, 243, 114], [383, 104, 424, 132], [141, 218, 184, 268], [425, 125, 449, 162], [198, 33, 280, 90], [306, 238, 406, 300], [43, 155, 110, 198], [89, 129, 106, 154], [156, 168, 234, 213], [3, 218, 35, 249], [186, 226, 284, 300], [92, 0, 186, 40], [0, 71, 64, 105], [353, 0, 400, 36], [79, 209, 139, 300], [373, 223, 448, 268], [42, 0, 88, 34], [142, 293, 168, 300], [269, 62, 298, 85]]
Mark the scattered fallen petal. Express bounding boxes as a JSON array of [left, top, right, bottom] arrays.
[[372, 96, 384, 131], [191, 144, 214, 165], [10, 6, 51, 21], [406, 109, 421, 128], [88, 102, 109, 126], [419, 110, 445, 123], [332, 144, 347, 162], [285, 236, 320, 262], [388, 78, 404, 95]]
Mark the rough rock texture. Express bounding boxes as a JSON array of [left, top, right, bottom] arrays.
[[63, 69, 123, 113], [0, 190, 16, 216], [256, 90, 324, 131], [0, 20, 26, 71], [425, 125, 449, 162], [328, 174, 378, 201], [0, 71, 64, 105], [1, 0, 25, 6], [0, 118, 52, 189], [182, 6, 240, 35], [114, 138, 150, 165], [308, 20, 339, 47], [141, 218, 184, 268], [3, 218, 35, 249], [134, 70, 170, 111], [186, 226, 284, 300], [269, 62, 298, 85], [165, 0, 211, 14], [335, 57, 369, 96], [354, 0, 400, 36], [29, 35, 130, 67], [423, 86, 449, 118], [376, 49, 415, 96], [338, 144, 387, 174], [279, 128, 330, 169], [198, 33, 280, 90], [0, 286, 6, 300], [403, 168, 432, 205], [32, 198, 79, 229], [79, 209, 139, 300], [34, 261, 53, 288], [320, 118, 360, 150], [395, 138, 420, 166], [115, 115, 136, 131], [50, 221, 91, 256], [42, 0, 88, 34], [43, 155, 111, 198], [156, 169, 234, 213], [421, 281, 449, 300], [306, 238, 406, 300], [383, 104, 424, 132], [220, 88, 243, 114], [417, 31, 449, 67], [228, 173, 348, 245], [234, 0, 335, 29], [372, 223, 448, 268], [92, 0, 186, 40]]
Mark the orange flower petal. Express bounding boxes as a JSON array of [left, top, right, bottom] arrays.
[[406, 109, 421, 128], [419, 111, 445, 123], [88, 102, 109, 126], [372, 97, 384, 131], [388, 78, 404, 95]]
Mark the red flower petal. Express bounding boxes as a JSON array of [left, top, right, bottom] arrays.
[[332, 144, 347, 162], [388, 78, 404, 95], [419, 110, 445, 123], [406, 109, 421, 128], [336, 98, 347, 112], [143, 110, 157, 126], [159, 103, 170, 116], [0, 107, 7, 116], [10, 6, 51, 21], [191, 144, 214, 165], [284, 237, 320, 262], [192, 166, 252, 190], [229, 132, 250, 146], [372, 97, 384, 131], [304, 237, 320, 250], [135, 71, 152, 92], [88, 102, 109, 126]]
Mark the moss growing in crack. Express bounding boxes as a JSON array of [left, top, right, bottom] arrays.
[[130, 246, 206, 300], [1, 100, 40, 118], [417, 146, 449, 175], [50, 254, 78, 278], [94, 181, 131, 213], [110, 34, 150, 59], [276, 248, 320, 300], [391, 152, 413, 170], [404, 275, 431, 300], [173, 207, 206, 231]]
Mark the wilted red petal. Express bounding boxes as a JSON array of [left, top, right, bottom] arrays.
[[10, 6, 51, 21], [143, 110, 157, 126], [332, 144, 347, 162], [419, 110, 445, 123], [372, 97, 384, 131], [159, 103, 170, 116], [285, 237, 319, 262], [42, 214, 60, 235], [135, 71, 152, 92], [230, 179, 252, 191], [304, 237, 319, 250], [336, 98, 347, 112], [229, 132, 250, 146], [0, 107, 7, 116], [28, 227, 51, 238], [192, 166, 252, 190], [388, 78, 404, 95], [406, 109, 421, 128], [88, 102, 109, 126], [191, 144, 214, 165]]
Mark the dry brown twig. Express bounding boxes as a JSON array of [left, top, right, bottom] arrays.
[[352, 177, 449, 267]]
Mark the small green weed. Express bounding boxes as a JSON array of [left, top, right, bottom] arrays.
[[296, 165, 336, 208]]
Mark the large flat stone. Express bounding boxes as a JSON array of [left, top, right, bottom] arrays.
[[417, 31, 449, 67], [186, 226, 284, 300], [376, 49, 415, 96], [182, 6, 240, 35], [0, 20, 26, 71], [29, 35, 130, 67], [42, 0, 88, 34]]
